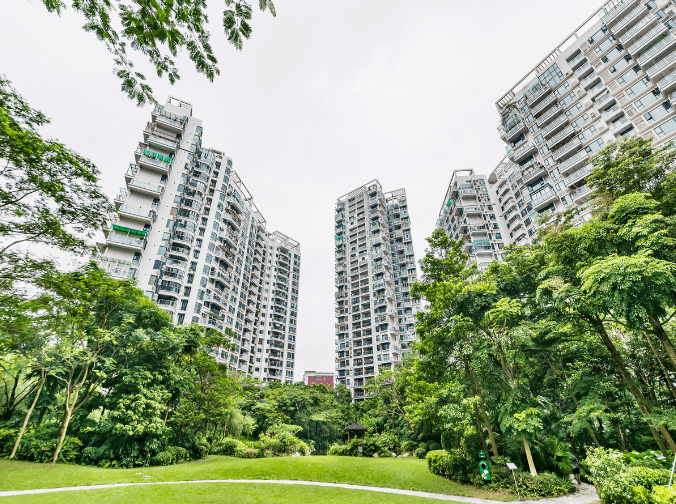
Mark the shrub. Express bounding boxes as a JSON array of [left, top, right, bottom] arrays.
[[428, 441, 442, 452], [415, 442, 428, 459], [242, 448, 263, 459], [167, 446, 188, 463], [652, 485, 676, 504], [475, 466, 574, 498], [152, 451, 173, 466], [212, 438, 245, 456], [243, 440, 266, 458], [426, 449, 474, 484], [585, 447, 670, 504], [401, 441, 416, 454]]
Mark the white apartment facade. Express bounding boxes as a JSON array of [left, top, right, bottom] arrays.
[[439, 0, 676, 265], [334, 181, 420, 400], [95, 97, 300, 383]]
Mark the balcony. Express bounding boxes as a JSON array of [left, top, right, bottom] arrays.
[[619, 12, 654, 46], [136, 148, 172, 173], [552, 137, 582, 161], [571, 185, 594, 202], [546, 125, 577, 151], [507, 141, 536, 163], [541, 114, 570, 139], [647, 47, 676, 78], [557, 150, 590, 174], [581, 72, 601, 90], [613, 3, 648, 36], [594, 91, 617, 110], [530, 93, 557, 117], [638, 32, 676, 67], [536, 104, 563, 127], [147, 134, 178, 153], [105, 231, 145, 251], [527, 83, 552, 107], [499, 119, 527, 143], [601, 0, 639, 29], [627, 23, 668, 57], [118, 205, 155, 223], [530, 187, 558, 209], [657, 67, 676, 94], [157, 299, 177, 314], [520, 163, 546, 185], [166, 257, 188, 271], [95, 257, 138, 279], [602, 103, 624, 122], [152, 106, 187, 132], [610, 115, 633, 134], [128, 178, 164, 197], [564, 164, 591, 187], [114, 188, 128, 208]]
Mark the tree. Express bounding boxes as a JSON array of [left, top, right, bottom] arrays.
[[0, 77, 112, 260], [34, 0, 277, 105]]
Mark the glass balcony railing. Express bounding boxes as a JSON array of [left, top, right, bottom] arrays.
[[119, 205, 154, 220], [107, 233, 145, 248], [614, 4, 647, 35], [638, 33, 676, 66], [628, 24, 668, 56]]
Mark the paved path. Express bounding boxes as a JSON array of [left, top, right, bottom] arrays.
[[0, 479, 599, 503]]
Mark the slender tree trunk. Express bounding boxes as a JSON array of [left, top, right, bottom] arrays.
[[643, 329, 676, 400], [523, 436, 537, 477], [10, 370, 46, 459], [649, 313, 676, 371], [471, 371, 499, 457], [596, 322, 676, 456], [614, 423, 627, 452], [52, 403, 72, 464], [473, 404, 491, 469]]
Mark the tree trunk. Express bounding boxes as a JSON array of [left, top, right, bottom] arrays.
[[643, 330, 676, 401], [614, 423, 627, 452], [52, 403, 72, 464], [649, 313, 676, 371], [523, 436, 537, 477], [471, 371, 499, 457], [10, 370, 45, 459], [473, 404, 491, 469], [596, 322, 676, 456]]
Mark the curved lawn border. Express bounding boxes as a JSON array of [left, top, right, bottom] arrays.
[[0, 479, 598, 504]]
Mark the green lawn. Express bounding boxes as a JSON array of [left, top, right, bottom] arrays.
[[0, 456, 514, 501], [8, 483, 472, 504]]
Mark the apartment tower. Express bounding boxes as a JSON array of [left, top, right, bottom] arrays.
[[334, 181, 420, 400], [439, 0, 676, 266], [95, 97, 300, 383]]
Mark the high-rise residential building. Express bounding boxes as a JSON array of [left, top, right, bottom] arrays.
[[94, 96, 301, 383], [439, 0, 676, 266], [334, 180, 420, 400], [436, 169, 510, 272]]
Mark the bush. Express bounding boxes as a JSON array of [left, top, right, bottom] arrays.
[[242, 448, 263, 459], [428, 441, 442, 452], [212, 438, 245, 456], [426, 449, 474, 484], [415, 442, 428, 459], [584, 447, 670, 504], [167, 446, 188, 463], [401, 441, 416, 454], [152, 451, 173, 466], [476, 466, 574, 498], [4, 424, 82, 463], [653, 486, 676, 504]]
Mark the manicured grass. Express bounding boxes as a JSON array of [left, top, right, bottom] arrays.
[[0, 456, 514, 501], [7, 483, 470, 504]]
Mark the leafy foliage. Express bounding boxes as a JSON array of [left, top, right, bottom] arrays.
[[37, 0, 276, 105]]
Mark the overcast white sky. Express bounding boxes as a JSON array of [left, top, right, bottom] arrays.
[[1, 0, 598, 378]]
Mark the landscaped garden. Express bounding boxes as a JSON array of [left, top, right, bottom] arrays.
[[0, 455, 513, 502]]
